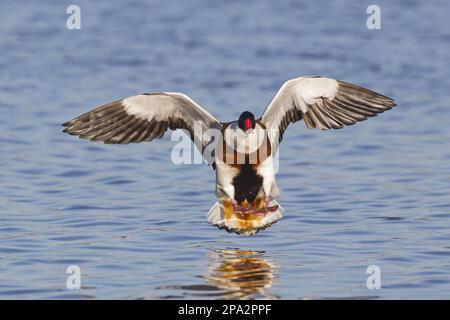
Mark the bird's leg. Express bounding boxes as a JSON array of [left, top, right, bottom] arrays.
[[231, 198, 255, 213], [230, 198, 244, 211], [264, 195, 272, 208], [249, 196, 278, 216]]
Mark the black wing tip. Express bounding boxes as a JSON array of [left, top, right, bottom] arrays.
[[62, 124, 76, 134], [379, 98, 396, 110], [61, 121, 86, 138], [62, 127, 108, 144], [62, 118, 79, 132]]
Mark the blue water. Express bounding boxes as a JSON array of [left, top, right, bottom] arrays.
[[1, 0, 450, 299]]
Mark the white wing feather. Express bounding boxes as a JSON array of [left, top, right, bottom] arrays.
[[260, 76, 395, 149]]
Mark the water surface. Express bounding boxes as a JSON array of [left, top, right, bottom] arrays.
[[0, 0, 450, 299]]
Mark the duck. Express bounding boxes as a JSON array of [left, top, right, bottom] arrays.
[[63, 76, 395, 235]]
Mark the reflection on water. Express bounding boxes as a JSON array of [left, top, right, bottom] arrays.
[[162, 249, 278, 299], [204, 249, 278, 299]]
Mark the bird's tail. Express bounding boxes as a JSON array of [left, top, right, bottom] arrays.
[[207, 198, 283, 236]]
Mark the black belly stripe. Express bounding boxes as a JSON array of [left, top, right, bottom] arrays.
[[232, 163, 263, 204]]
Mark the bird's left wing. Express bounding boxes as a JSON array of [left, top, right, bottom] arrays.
[[63, 92, 221, 163], [260, 76, 396, 150]]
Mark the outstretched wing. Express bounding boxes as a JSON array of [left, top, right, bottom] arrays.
[[63, 92, 221, 163], [260, 76, 396, 149]]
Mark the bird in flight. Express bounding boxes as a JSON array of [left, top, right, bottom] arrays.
[[63, 76, 395, 235]]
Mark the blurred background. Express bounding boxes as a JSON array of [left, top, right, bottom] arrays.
[[0, 0, 449, 299]]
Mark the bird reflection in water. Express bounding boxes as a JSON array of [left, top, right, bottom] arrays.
[[159, 248, 278, 299], [203, 248, 278, 299]]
